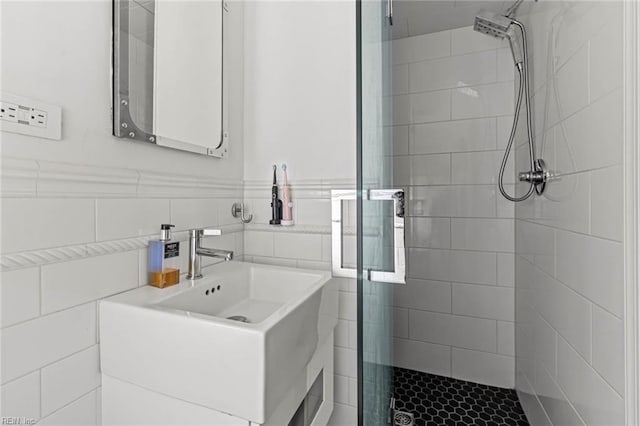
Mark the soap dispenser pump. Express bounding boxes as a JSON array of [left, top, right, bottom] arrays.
[[148, 224, 181, 288]]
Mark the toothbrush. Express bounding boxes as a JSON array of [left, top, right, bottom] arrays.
[[269, 164, 282, 225], [281, 164, 293, 226]]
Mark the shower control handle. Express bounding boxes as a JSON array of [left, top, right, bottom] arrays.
[[518, 159, 549, 185]]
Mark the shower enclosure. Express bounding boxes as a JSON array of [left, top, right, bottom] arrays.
[[353, 0, 628, 424]]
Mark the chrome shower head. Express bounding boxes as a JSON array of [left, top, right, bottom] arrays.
[[474, 12, 523, 66], [473, 12, 512, 39]]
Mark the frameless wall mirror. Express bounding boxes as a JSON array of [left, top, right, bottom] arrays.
[[113, 0, 229, 157]]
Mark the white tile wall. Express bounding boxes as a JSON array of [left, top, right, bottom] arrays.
[[392, 26, 515, 388], [514, 2, 625, 424], [0, 173, 245, 423]]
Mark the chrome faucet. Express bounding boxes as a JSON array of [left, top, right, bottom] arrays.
[[187, 228, 234, 280]]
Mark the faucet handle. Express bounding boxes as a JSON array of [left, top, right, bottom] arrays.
[[199, 228, 222, 237]]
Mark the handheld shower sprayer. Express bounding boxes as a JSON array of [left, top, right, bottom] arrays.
[[472, 11, 547, 202]]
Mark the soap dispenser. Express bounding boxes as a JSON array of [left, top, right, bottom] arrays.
[[148, 224, 180, 288]]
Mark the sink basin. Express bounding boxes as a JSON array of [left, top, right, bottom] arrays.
[[99, 261, 337, 424]]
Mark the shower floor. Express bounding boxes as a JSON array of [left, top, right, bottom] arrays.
[[393, 367, 529, 426]]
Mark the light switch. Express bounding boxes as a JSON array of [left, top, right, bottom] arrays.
[[0, 92, 61, 140]]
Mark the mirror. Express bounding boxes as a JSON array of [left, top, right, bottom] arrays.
[[113, 0, 228, 158]]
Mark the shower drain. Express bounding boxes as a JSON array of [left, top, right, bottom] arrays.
[[393, 411, 414, 426]]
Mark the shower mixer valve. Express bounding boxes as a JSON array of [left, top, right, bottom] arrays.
[[518, 159, 549, 195]]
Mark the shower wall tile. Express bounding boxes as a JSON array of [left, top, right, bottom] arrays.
[[409, 50, 497, 92], [409, 90, 451, 124], [451, 81, 514, 120], [410, 117, 497, 155], [393, 26, 515, 387], [450, 26, 509, 55], [451, 218, 514, 252], [393, 30, 451, 65], [452, 283, 514, 321], [452, 348, 515, 388], [515, 3, 625, 424]]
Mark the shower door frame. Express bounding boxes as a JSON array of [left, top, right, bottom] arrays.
[[624, 1, 640, 424]]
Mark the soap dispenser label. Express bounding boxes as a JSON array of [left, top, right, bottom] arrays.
[[164, 242, 180, 259]]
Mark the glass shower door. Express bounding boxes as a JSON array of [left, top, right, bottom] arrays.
[[357, 0, 402, 424]]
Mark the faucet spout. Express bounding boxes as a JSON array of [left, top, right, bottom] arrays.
[[187, 228, 234, 280], [196, 247, 234, 262]]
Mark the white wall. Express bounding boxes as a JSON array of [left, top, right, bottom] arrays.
[[391, 26, 516, 389], [0, 1, 245, 424], [513, 2, 625, 425], [241, 2, 357, 425]]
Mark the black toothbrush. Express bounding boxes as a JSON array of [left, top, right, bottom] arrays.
[[269, 164, 282, 225]]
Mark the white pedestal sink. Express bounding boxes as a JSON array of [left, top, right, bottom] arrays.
[[99, 261, 338, 425]]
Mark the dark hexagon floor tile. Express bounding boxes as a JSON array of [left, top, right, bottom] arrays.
[[392, 367, 530, 426]]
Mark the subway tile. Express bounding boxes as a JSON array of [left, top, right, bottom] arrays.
[[348, 378, 357, 406], [452, 348, 514, 388], [1, 198, 94, 254], [393, 308, 408, 338], [555, 45, 589, 118], [534, 363, 585, 426], [393, 94, 410, 125], [452, 283, 514, 321], [406, 217, 451, 249], [2, 303, 96, 384], [393, 31, 451, 65], [274, 233, 322, 261], [334, 374, 349, 405], [410, 118, 497, 155], [38, 390, 97, 426], [592, 304, 624, 395], [564, 89, 622, 171], [41, 345, 100, 417], [1, 267, 40, 328], [451, 82, 514, 120], [409, 310, 497, 353], [1, 371, 40, 421], [393, 125, 409, 155], [534, 172, 590, 235], [496, 48, 515, 82], [328, 403, 357, 426], [532, 313, 557, 376], [556, 230, 623, 317], [590, 21, 623, 102], [170, 199, 219, 231], [535, 265, 592, 362], [451, 218, 514, 252], [338, 291, 356, 321], [334, 347, 357, 378], [393, 338, 451, 377], [334, 320, 350, 348], [409, 90, 451, 124], [497, 321, 515, 356], [244, 231, 274, 257], [409, 153, 451, 185], [557, 337, 624, 425], [590, 166, 623, 241], [96, 199, 170, 241], [409, 51, 497, 92], [393, 156, 410, 186], [41, 251, 138, 314], [296, 199, 331, 226], [409, 248, 496, 285], [409, 185, 497, 218], [497, 253, 515, 287], [451, 26, 508, 55], [452, 150, 514, 185], [392, 63, 408, 95], [515, 220, 555, 276]]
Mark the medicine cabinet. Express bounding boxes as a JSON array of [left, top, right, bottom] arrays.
[[112, 0, 229, 157]]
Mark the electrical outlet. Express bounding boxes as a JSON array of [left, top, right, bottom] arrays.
[[0, 102, 19, 123], [0, 92, 61, 140]]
